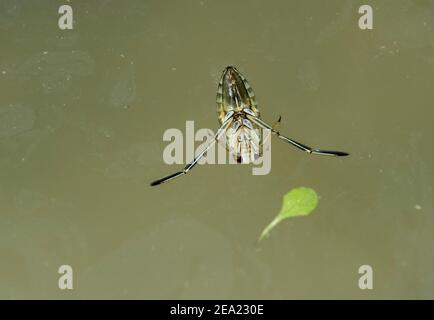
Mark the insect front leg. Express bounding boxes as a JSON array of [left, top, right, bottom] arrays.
[[261, 115, 282, 144], [150, 112, 234, 186], [243, 108, 349, 157]]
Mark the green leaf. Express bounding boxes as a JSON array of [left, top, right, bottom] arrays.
[[259, 187, 318, 242]]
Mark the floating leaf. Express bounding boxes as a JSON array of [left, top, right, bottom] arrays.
[[259, 187, 318, 241]]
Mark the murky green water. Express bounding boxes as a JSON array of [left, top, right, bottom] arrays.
[[1, 0, 433, 299]]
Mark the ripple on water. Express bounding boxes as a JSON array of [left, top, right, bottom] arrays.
[[297, 60, 320, 92], [1, 51, 95, 93], [98, 63, 138, 109], [0, 104, 35, 139]]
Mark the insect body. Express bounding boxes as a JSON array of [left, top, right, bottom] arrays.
[[217, 67, 263, 164], [150, 66, 348, 186]]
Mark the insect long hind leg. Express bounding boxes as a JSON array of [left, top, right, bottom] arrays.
[[150, 114, 234, 186], [150, 171, 186, 186], [276, 135, 349, 156], [244, 110, 349, 157], [150, 145, 210, 186]]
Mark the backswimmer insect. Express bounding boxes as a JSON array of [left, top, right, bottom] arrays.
[[150, 66, 348, 186]]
